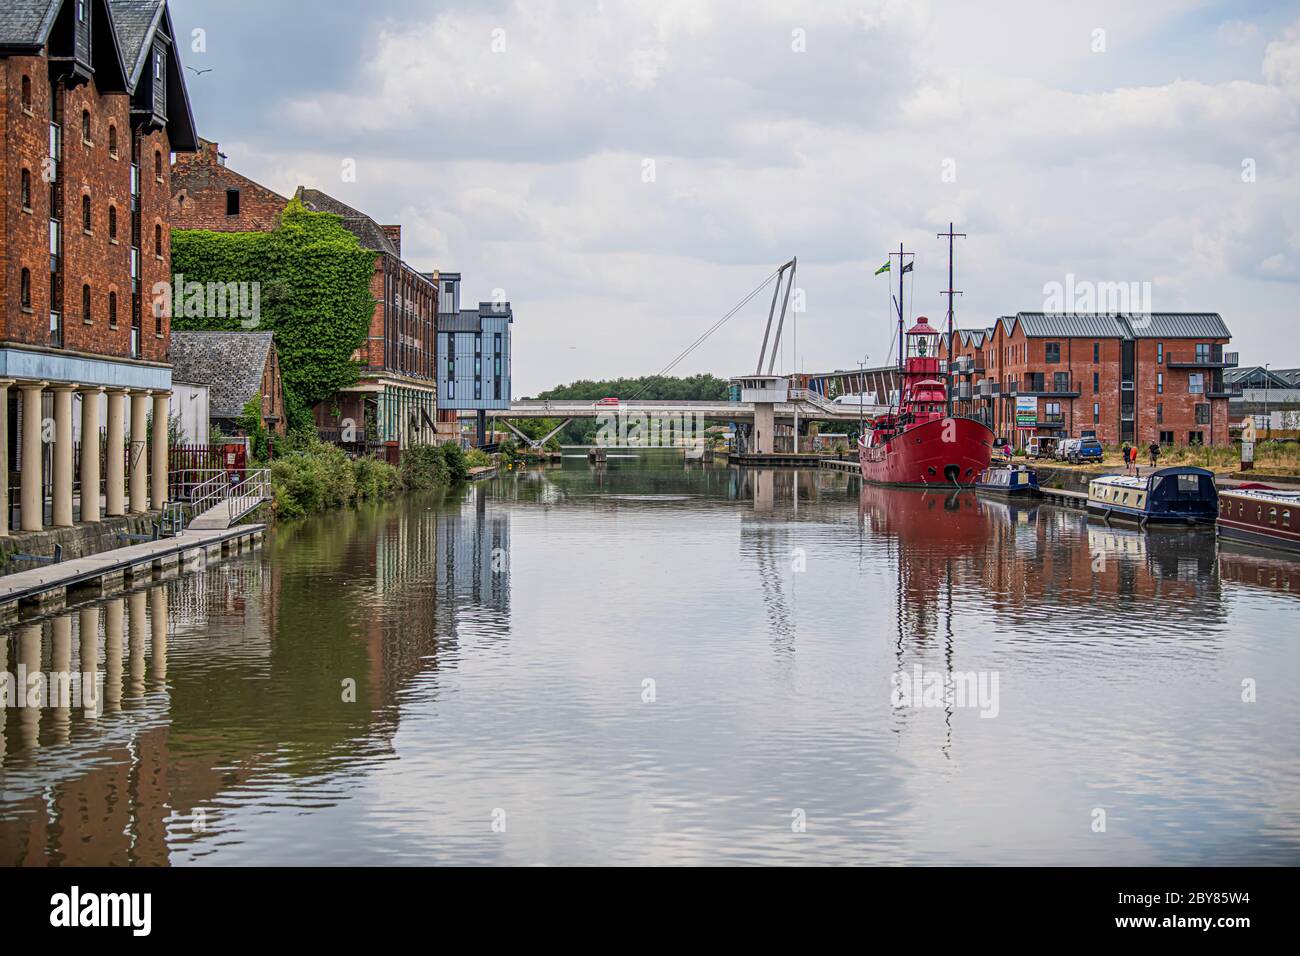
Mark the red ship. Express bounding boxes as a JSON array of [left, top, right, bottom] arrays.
[[859, 235, 994, 486]]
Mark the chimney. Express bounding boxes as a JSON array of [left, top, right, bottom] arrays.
[[382, 225, 401, 257]]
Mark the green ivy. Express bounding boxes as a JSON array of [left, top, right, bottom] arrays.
[[171, 198, 376, 433]]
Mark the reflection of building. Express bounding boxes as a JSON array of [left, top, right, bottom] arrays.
[[434, 487, 511, 631]]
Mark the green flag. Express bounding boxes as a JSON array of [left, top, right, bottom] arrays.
[[874, 261, 890, 275]]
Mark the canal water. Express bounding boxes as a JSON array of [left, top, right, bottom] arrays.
[[3, 452, 1299, 865]]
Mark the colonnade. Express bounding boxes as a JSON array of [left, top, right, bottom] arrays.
[[0, 380, 170, 535]]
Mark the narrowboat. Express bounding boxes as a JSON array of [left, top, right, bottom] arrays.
[[975, 464, 1040, 498], [1216, 484, 1300, 555], [1086, 466, 1218, 525]]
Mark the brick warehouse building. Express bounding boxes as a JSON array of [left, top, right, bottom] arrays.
[[1, 0, 197, 535], [170, 143, 451, 448], [944, 313, 1237, 448]]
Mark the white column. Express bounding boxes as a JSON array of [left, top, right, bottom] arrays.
[[79, 386, 103, 523], [0, 379, 10, 537], [105, 389, 126, 517], [19, 382, 46, 532], [52, 385, 75, 527], [129, 390, 150, 514], [151, 391, 170, 511]]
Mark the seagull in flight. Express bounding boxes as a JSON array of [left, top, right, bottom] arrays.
[[186, 66, 214, 76]]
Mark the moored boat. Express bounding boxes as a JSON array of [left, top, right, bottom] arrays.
[[1086, 466, 1218, 525], [975, 464, 1040, 497], [1216, 484, 1300, 555]]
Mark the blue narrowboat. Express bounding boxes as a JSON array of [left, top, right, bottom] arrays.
[[975, 464, 1040, 498], [1086, 466, 1218, 525]]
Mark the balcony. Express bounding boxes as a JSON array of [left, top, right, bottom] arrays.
[[1012, 375, 1080, 397], [1207, 382, 1243, 398], [955, 381, 973, 400], [974, 380, 1000, 399], [1033, 413, 1066, 427], [1166, 350, 1238, 368]]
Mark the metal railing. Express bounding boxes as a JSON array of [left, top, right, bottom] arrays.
[[190, 467, 271, 524]]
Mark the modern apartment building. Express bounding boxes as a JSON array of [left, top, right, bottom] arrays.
[[433, 272, 512, 446], [2, 0, 198, 534], [945, 312, 1237, 447]]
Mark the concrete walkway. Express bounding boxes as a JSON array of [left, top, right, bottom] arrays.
[[1, 523, 264, 617]]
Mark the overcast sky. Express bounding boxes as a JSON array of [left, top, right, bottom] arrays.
[[169, 0, 1300, 394]]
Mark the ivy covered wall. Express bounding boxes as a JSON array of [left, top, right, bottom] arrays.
[[170, 198, 377, 433]]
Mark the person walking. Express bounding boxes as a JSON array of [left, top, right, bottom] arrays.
[[1121, 442, 1131, 474], [1148, 440, 1160, 471]]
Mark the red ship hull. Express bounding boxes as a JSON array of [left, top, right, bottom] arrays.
[[859, 416, 994, 487]]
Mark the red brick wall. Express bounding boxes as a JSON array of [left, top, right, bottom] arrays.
[[171, 140, 288, 232], [958, 320, 1231, 447], [3, 55, 178, 364]]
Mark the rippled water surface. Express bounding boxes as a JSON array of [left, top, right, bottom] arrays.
[[3, 454, 1299, 865]]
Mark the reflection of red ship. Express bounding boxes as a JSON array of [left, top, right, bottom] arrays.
[[859, 316, 993, 486]]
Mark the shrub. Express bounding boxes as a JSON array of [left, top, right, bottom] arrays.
[[465, 448, 492, 469], [440, 442, 470, 482], [399, 443, 450, 491]]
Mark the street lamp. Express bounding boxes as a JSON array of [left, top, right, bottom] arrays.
[[1264, 363, 1272, 436]]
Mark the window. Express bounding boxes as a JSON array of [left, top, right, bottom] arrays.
[[1045, 342, 1060, 363], [82, 193, 91, 231], [154, 150, 162, 181], [475, 380, 482, 400], [226, 189, 240, 216], [1195, 403, 1210, 425], [21, 75, 32, 111], [1092, 371, 1099, 394], [108, 124, 117, 157], [1188, 431, 1204, 445], [1156, 342, 1163, 365], [155, 223, 163, 256], [1189, 373, 1204, 394], [20, 268, 32, 308], [81, 109, 91, 142], [1156, 402, 1163, 424], [77, 0, 86, 21], [1156, 372, 1163, 394], [1160, 430, 1174, 445], [1195, 343, 1211, 363], [1284, 511, 1291, 528], [155, 51, 162, 80], [21, 168, 32, 209], [108, 205, 117, 240], [82, 283, 91, 323], [1093, 341, 1099, 363], [1093, 402, 1100, 424], [109, 291, 117, 329]]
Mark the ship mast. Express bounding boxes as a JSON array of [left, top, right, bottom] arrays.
[[888, 242, 913, 377], [938, 223, 965, 418]]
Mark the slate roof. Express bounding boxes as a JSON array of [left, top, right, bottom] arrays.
[[169, 331, 275, 419], [295, 188, 398, 257], [108, 0, 165, 85], [0, 0, 59, 50]]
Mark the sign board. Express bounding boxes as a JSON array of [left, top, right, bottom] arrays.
[[1015, 396, 1037, 429], [1241, 418, 1256, 443]]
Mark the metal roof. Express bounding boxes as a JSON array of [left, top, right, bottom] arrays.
[[1123, 313, 1231, 338], [970, 312, 1231, 340]]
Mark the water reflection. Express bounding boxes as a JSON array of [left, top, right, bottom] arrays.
[[2, 460, 1297, 865]]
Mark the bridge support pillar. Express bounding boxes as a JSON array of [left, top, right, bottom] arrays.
[[477, 410, 486, 447], [753, 402, 775, 454]]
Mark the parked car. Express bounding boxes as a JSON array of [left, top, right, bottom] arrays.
[[1062, 437, 1103, 464], [1026, 436, 1059, 459], [1055, 438, 1079, 461], [595, 397, 620, 407]]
